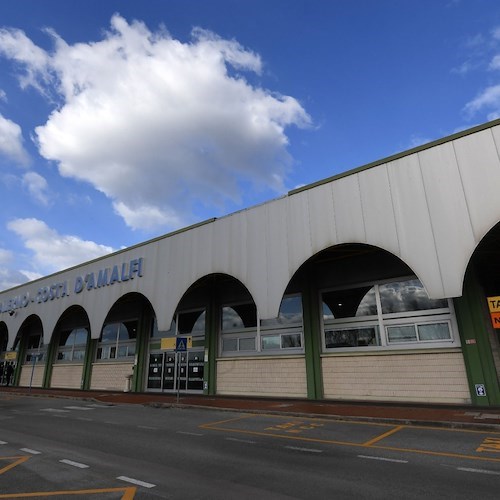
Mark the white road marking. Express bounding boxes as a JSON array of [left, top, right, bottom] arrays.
[[64, 406, 94, 411], [177, 431, 203, 436], [138, 425, 158, 430], [225, 437, 256, 444], [457, 467, 500, 476], [358, 455, 408, 464], [76, 417, 93, 421], [117, 476, 156, 488], [0, 440, 7, 445], [20, 448, 41, 455], [40, 408, 70, 413], [60, 459, 89, 469], [285, 446, 323, 454]]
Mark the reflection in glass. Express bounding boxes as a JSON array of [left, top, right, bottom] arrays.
[[222, 303, 257, 331], [325, 327, 380, 348], [261, 296, 303, 327], [387, 325, 417, 343], [417, 323, 451, 341], [322, 287, 377, 320], [380, 279, 448, 314]]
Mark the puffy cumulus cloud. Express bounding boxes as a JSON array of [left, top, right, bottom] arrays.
[[22, 171, 51, 206], [0, 15, 311, 231], [0, 113, 30, 166], [7, 218, 115, 274]]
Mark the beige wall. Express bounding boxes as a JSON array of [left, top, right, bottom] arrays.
[[322, 350, 471, 404], [216, 357, 307, 398], [90, 362, 134, 391], [19, 363, 44, 388], [51, 364, 84, 389]]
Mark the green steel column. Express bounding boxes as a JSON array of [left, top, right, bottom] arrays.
[[133, 309, 152, 392], [12, 337, 26, 387], [302, 283, 323, 400], [454, 268, 500, 406], [204, 285, 219, 396], [82, 338, 98, 390], [42, 338, 57, 388]]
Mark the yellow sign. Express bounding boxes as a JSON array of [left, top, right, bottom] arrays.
[[487, 296, 500, 313], [161, 336, 192, 350], [4, 351, 17, 361]]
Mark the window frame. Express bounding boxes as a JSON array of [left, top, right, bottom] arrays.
[[96, 320, 138, 362], [321, 276, 460, 353]]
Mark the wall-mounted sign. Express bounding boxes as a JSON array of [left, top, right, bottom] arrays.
[[161, 336, 192, 351], [486, 296, 500, 329], [0, 257, 144, 317]]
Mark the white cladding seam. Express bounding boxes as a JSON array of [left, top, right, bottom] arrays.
[[1, 123, 500, 348]]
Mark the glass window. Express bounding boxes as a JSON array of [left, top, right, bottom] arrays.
[[262, 336, 281, 350], [322, 287, 377, 320], [57, 327, 89, 362], [380, 279, 448, 314], [261, 296, 303, 327], [322, 277, 455, 351], [282, 333, 302, 348], [178, 310, 206, 336], [97, 321, 137, 360], [222, 304, 257, 331], [417, 323, 451, 341], [387, 325, 417, 343], [325, 327, 380, 348]]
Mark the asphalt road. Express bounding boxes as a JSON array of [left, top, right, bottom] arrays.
[[1, 394, 500, 499]]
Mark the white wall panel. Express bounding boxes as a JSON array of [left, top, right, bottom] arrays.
[[245, 204, 271, 319], [387, 154, 444, 297], [454, 129, 500, 243], [286, 191, 312, 277], [265, 197, 292, 319], [307, 182, 337, 254], [332, 175, 366, 244], [418, 142, 476, 297], [358, 165, 400, 255]]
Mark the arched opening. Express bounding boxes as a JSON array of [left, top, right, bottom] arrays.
[[459, 221, 500, 394], [14, 315, 44, 388], [147, 274, 256, 394], [49, 306, 90, 389], [290, 243, 466, 403], [90, 293, 155, 392]]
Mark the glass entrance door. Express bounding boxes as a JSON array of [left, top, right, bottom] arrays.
[[147, 348, 205, 393]]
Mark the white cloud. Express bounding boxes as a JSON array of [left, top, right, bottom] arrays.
[[490, 54, 500, 70], [22, 171, 51, 206], [0, 113, 30, 166], [0, 15, 311, 231], [464, 84, 500, 120], [7, 218, 115, 274]]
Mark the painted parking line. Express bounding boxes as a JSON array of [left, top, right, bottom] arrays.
[[0, 456, 30, 475], [0, 486, 137, 498], [358, 454, 408, 464], [200, 413, 500, 464]]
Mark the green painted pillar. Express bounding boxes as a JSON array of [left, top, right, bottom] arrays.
[[454, 268, 500, 406], [205, 285, 219, 396], [82, 338, 98, 390], [42, 337, 58, 388], [133, 309, 152, 392], [302, 283, 323, 400]]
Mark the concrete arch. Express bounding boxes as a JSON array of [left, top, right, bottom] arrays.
[[158, 272, 258, 332]]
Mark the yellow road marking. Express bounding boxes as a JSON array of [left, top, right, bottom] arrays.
[[0, 486, 136, 498], [203, 419, 500, 463], [363, 425, 405, 446], [0, 456, 30, 475], [199, 414, 256, 428]]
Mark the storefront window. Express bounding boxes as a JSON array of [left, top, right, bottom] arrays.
[[97, 321, 137, 360], [322, 277, 455, 351], [57, 327, 88, 362]]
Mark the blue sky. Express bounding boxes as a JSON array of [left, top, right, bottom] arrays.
[[0, 0, 500, 291]]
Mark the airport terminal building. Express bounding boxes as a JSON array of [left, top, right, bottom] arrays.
[[1, 119, 500, 407]]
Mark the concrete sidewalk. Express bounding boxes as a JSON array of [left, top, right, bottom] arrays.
[[2, 386, 500, 431]]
